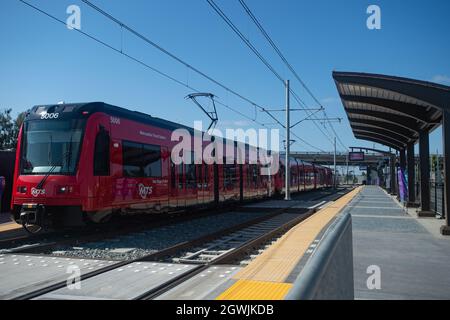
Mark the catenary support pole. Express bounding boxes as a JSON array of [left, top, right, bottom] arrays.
[[285, 80, 291, 201], [334, 136, 337, 188]]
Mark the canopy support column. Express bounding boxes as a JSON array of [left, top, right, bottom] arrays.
[[390, 155, 396, 195], [406, 143, 418, 207], [400, 149, 406, 171], [418, 130, 433, 217], [441, 110, 450, 235]]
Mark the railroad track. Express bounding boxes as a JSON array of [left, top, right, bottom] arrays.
[[0, 201, 249, 254], [2, 187, 351, 300]]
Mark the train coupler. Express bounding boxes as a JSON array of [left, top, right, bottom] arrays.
[[19, 203, 47, 234]]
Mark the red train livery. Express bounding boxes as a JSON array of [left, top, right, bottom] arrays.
[[11, 102, 332, 232]]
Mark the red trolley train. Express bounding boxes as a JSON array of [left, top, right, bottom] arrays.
[[11, 102, 332, 233]]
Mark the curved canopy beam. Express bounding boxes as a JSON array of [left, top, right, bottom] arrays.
[[352, 129, 408, 147], [351, 125, 411, 145], [341, 95, 433, 123], [346, 108, 423, 133], [349, 118, 417, 140], [355, 134, 403, 151], [333, 71, 450, 110]]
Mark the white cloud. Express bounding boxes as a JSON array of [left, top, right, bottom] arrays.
[[430, 75, 450, 85]]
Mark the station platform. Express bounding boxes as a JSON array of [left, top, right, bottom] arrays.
[[3, 186, 448, 300], [347, 186, 450, 299], [197, 187, 361, 300], [156, 187, 359, 300], [0, 214, 24, 241]]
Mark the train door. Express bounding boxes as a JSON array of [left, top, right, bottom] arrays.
[[203, 164, 213, 205], [176, 163, 185, 208], [214, 163, 219, 205], [93, 122, 112, 213], [313, 165, 318, 189], [239, 164, 244, 202], [196, 164, 204, 205], [185, 156, 197, 207], [169, 161, 178, 209]]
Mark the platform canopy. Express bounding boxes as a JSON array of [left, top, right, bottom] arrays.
[[332, 71, 450, 150]]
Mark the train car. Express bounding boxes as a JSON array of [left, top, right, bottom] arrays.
[[11, 102, 332, 233], [273, 157, 332, 194]]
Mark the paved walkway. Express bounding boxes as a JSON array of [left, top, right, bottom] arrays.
[[345, 186, 450, 299], [216, 187, 361, 300]]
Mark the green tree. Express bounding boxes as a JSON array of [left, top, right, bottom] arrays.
[[0, 108, 26, 150]]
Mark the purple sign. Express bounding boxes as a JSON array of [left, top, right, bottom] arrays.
[[349, 152, 365, 161], [398, 168, 407, 202]]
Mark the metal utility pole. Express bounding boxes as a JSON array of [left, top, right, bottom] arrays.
[[346, 156, 349, 185], [334, 136, 337, 188], [285, 80, 291, 201]]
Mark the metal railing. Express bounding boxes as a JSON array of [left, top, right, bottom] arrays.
[[430, 182, 445, 219], [414, 180, 445, 219]]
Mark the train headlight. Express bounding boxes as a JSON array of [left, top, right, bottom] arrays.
[[17, 186, 27, 193], [56, 186, 68, 194]]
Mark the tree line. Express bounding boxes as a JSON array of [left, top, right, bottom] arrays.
[[0, 109, 26, 150]]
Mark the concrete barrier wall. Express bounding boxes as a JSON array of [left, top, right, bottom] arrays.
[[285, 212, 354, 300], [0, 151, 15, 213]]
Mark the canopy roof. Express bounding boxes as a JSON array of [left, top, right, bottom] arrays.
[[332, 71, 450, 150]]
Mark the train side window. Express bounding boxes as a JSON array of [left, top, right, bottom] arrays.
[[170, 162, 176, 189], [178, 164, 184, 189], [204, 165, 209, 187], [123, 141, 162, 177], [123, 141, 144, 177], [142, 144, 162, 177], [197, 164, 202, 188], [186, 152, 196, 189], [186, 163, 196, 189], [223, 164, 237, 189], [93, 128, 110, 176], [252, 165, 258, 188]]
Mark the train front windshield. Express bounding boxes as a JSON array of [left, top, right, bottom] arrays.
[[20, 119, 86, 175]]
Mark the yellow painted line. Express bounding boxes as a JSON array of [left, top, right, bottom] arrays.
[[0, 222, 22, 233], [231, 187, 362, 284], [216, 280, 292, 300]]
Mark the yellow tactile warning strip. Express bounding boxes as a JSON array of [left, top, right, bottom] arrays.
[[216, 187, 361, 300], [216, 279, 293, 300], [0, 222, 22, 233]]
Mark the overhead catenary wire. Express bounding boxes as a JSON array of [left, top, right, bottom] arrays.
[[207, 0, 341, 150], [238, 0, 348, 151], [17, 0, 326, 152], [80, 0, 285, 130], [14, 2, 259, 127], [81, 0, 326, 152]]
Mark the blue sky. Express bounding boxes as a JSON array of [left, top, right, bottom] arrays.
[[1, 0, 449, 155]]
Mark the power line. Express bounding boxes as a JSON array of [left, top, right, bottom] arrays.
[[205, 0, 285, 83], [207, 0, 335, 149], [238, 0, 348, 151], [81, 0, 326, 153], [80, 0, 285, 129], [238, 0, 320, 106], [15, 1, 269, 129], [16, 0, 325, 153]]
